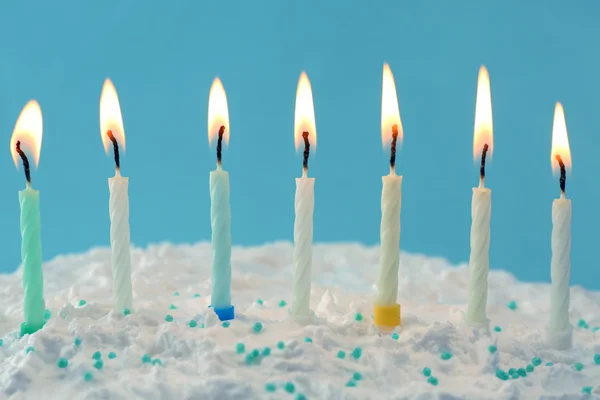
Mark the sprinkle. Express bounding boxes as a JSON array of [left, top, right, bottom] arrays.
[[261, 347, 271, 356], [526, 364, 534, 372], [265, 383, 276, 392], [495, 369, 509, 381], [594, 354, 600, 365], [593, 327, 600, 333], [578, 319, 589, 329], [277, 341, 285, 350], [355, 313, 363, 321], [222, 322, 230, 328], [296, 394, 307, 400], [236, 343, 245, 354], [351, 347, 362, 359], [142, 354, 152, 363], [575, 362, 584, 371], [337, 350, 346, 359], [108, 352, 116, 359], [78, 300, 87, 307], [422, 367, 431, 377], [508, 368, 517, 375], [200, 323, 205, 328], [582, 386, 593, 395], [427, 376, 438, 386], [26, 346, 34, 354], [169, 304, 177, 310], [532, 357, 542, 366], [304, 337, 313, 343], [193, 293, 201, 298], [353, 372, 363, 381], [244, 353, 255, 364], [507, 300, 518, 310], [441, 352, 452, 360], [57, 358, 68, 368], [173, 292, 179, 296], [251, 349, 260, 358], [122, 308, 131, 316], [74, 337, 81, 347], [279, 300, 287, 307], [546, 362, 554, 366], [44, 309, 51, 320], [165, 314, 173, 322], [92, 351, 101, 360], [284, 382, 295, 393], [253, 322, 263, 333], [189, 320, 198, 328], [93, 359, 104, 370], [493, 326, 502, 332], [517, 368, 527, 377], [346, 380, 356, 387], [257, 299, 263, 305], [0, 339, 3, 347], [391, 332, 399, 340], [152, 358, 162, 366], [488, 345, 497, 354], [83, 372, 93, 382]]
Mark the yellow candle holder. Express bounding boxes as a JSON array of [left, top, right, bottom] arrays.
[[373, 303, 401, 328]]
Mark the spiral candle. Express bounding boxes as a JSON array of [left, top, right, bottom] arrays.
[[109, 173, 133, 311], [549, 195, 572, 332], [210, 167, 232, 310]]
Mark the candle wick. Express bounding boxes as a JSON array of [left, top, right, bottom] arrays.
[[556, 154, 566, 195], [479, 143, 489, 187], [216, 125, 225, 167], [389, 125, 399, 171], [302, 131, 310, 172], [106, 130, 121, 172], [15, 141, 31, 185]]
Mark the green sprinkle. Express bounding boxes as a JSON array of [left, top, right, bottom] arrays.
[[152, 358, 162, 366], [236, 343, 245, 354], [265, 383, 276, 392], [257, 299, 263, 305], [578, 319, 589, 329], [495, 369, 509, 381], [165, 314, 173, 322], [173, 292, 179, 296], [253, 322, 263, 333], [346, 380, 356, 387], [422, 367, 431, 377], [391, 332, 399, 340], [200, 323, 205, 328], [108, 352, 116, 359], [189, 320, 197, 328], [261, 347, 271, 356], [277, 341, 285, 350], [92, 351, 101, 360], [493, 326, 502, 332], [251, 349, 260, 358], [93, 359, 104, 370], [284, 382, 295, 393], [193, 293, 201, 298], [122, 308, 131, 316], [74, 337, 82, 347], [582, 386, 593, 395], [78, 300, 87, 307], [57, 358, 68, 368], [83, 372, 93, 382], [142, 354, 152, 363], [517, 368, 527, 377], [507, 300, 518, 310], [169, 304, 177, 310], [488, 345, 497, 354], [295, 394, 307, 400], [546, 362, 554, 366], [351, 347, 362, 359], [526, 364, 534, 372], [594, 354, 600, 365], [0, 339, 3, 347], [244, 353, 255, 364], [593, 327, 600, 332], [337, 350, 346, 359], [532, 357, 542, 366], [508, 368, 517, 375], [304, 337, 313, 343], [353, 371, 363, 381], [279, 300, 287, 307], [355, 313, 363, 321], [26, 346, 34, 354], [427, 376, 438, 386], [222, 321, 230, 328], [575, 362, 584, 371], [441, 352, 452, 360], [44, 309, 51, 320]]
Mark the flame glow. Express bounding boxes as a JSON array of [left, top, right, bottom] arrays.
[[381, 63, 403, 148], [100, 78, 126, 153], [10, 100, 43, 169], [208, 78, 230, 146], [294, 72, 317, 151], [551, 102, 572, 173], [473, 66, 493, 160]]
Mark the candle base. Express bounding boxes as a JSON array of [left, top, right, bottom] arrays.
[[288, 309, 317, 325], [211, 305, 235, 321], [373, 303, 401, 329], [19, 321, 45, 337], [544, 324, 573, 350], [466, 317, 490, 333]]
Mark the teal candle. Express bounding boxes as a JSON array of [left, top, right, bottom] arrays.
[[210, 166, 231, 308]]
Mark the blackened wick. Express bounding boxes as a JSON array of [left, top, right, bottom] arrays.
[[389, 125, 399, 170], [106, 130, 120, 170], [556, 154, 566, 193], [216, 126, 225, 166], [302, 131, 310, 171], [15, 141, 31, 183], [480, 143, 489, 181]]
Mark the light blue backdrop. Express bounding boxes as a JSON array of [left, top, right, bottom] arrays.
[[1, 1, 599, 289]]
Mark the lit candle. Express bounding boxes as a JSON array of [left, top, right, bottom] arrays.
[[374, 63, 403, 329], [207, 77, 234, 321], [10, 100, 46, 336], [466, 66, 494, 325], [290, 72, 317, 322], [100, 78, 133, 312], [548, 102, 573, 341]]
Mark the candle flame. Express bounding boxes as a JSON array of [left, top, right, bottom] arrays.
[[208, 78, 230, 146], [10, 100, 43, 169], [381, 63, 403, 148], [294, 71, 317, 151], [551, 102, 572, 173], [100, 78, 126, 153], [473, 65, 493, 160]]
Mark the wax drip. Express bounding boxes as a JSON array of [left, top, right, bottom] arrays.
[[480, 143, 489, 183], [216, 126, 225, 166], [556, 154, 566, 194], [302, 131, 310, 172], [389, 125, 399, 170], [106, 130, 120, 171], [15, 141, 31, 184]]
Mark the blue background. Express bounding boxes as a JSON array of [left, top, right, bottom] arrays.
[[1, 1, 599, 289]]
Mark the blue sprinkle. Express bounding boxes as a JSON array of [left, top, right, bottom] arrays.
[[57, 358, 68, 368], [423, 367, 431, 377], [495, 369, 509, 381], [441, 352, 452, 360], [517, 368, 527, 377], [189, 320, 197, 328], [594, 354, 600, 365], [532, 357, 542, 366], [257, 299, 263, 305], [578, 319, 589, 329], [142, 354, 152, 363], [78, 300, 87, 307], [593, 327, 600, 333], [236, 343, 245, 354], [173, 292, 179, 296], [546, 362, 554, 366], [507, 300, 518, 310], [351, 347, 362, 359], [391, 332, 399, 340], [265, 383, 276, 392], [26, 346, 34, 354], [83, 371, 93, 382], [93, 359, 104, 370], [493, 326, 502, 333], [427, 376, 439, 386], [337, 350, 346, 359], [253, 322, 263, 333], [44, 309, 51, 320], [0, 339, 3, 347], [346, 380, 356, 387], [222, 321, 230, 328], [508, 368, 517, 375], [279, 300, 287, 307], [488, 345, 497, 354], [355, 313, 363, 321], [152, 358, 162, 366], [165, 314, 173, 322], [277, 341, 285, 350], [304, 337, 313, 343], [108, 352, 116, 359], [244, 353, 255, 364], [582, 386, 593, 395], [526, 364, 534, 372], [74, 337, 81, 347], [295, 394, 307, 400], [574, 362, 584, 371], [92, 351, 101, 360], [122, 308, 131, 316], [284, 382, 295, 393], [353, 372, 363, 381], [261, 347, 271, 356], [193, 293, 201, 298], [169, 304, 177, 310], [251, 349, 260, 358]]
